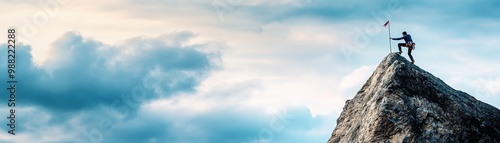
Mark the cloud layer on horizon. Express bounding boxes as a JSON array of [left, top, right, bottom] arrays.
[[0, 31, 330, 143]]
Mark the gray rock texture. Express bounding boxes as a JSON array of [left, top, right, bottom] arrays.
[[328, 53, 500, 143]]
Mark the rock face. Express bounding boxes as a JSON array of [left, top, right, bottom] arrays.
[[328, 53, 500, 143]]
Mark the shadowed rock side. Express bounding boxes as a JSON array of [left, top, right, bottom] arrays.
[[328, 53, 500, 143]]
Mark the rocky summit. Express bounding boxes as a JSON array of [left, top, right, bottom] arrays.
[[328, 53, 500, 143]]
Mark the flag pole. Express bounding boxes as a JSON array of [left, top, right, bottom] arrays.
[[388, 22, 392, 53]]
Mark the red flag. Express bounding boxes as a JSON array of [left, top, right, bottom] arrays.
[[383, 20, 389, 27]]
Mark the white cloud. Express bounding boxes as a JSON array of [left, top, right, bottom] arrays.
[[471, 75, 500, 97], [339, 65, 377, 91]]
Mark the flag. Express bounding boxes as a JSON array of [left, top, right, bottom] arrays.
[[383, 20, 390, 27]]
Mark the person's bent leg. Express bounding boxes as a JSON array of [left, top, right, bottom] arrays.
[[398, 43, 405, 54], [408, 47, 415, 64]]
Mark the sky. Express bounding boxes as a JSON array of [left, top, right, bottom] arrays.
[[0, 0, 499, 142]]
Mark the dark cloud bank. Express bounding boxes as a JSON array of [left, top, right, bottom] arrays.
[[0, 31, 324, 143]]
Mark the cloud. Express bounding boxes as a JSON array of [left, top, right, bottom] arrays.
[[70, 72, 329, 143], [339, 65, 377, 92], [98, 104, 325, 143], [0, 31, 220, 112], [0, 31, 332, 143], [0, 81, 329, 143], [0, 30, 223, 142]]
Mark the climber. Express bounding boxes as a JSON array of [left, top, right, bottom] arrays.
[[391, 31, 415, 64]]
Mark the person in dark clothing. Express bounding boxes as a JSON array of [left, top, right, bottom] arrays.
[[391, 31, 415, 64]]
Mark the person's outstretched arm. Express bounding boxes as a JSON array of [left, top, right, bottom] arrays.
[[391, 37, 403, 40]]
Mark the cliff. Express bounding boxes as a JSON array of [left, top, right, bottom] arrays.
[[328, 53, 500, 143]]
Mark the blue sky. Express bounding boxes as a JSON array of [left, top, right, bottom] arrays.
[[0, 0, 499, 142]]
